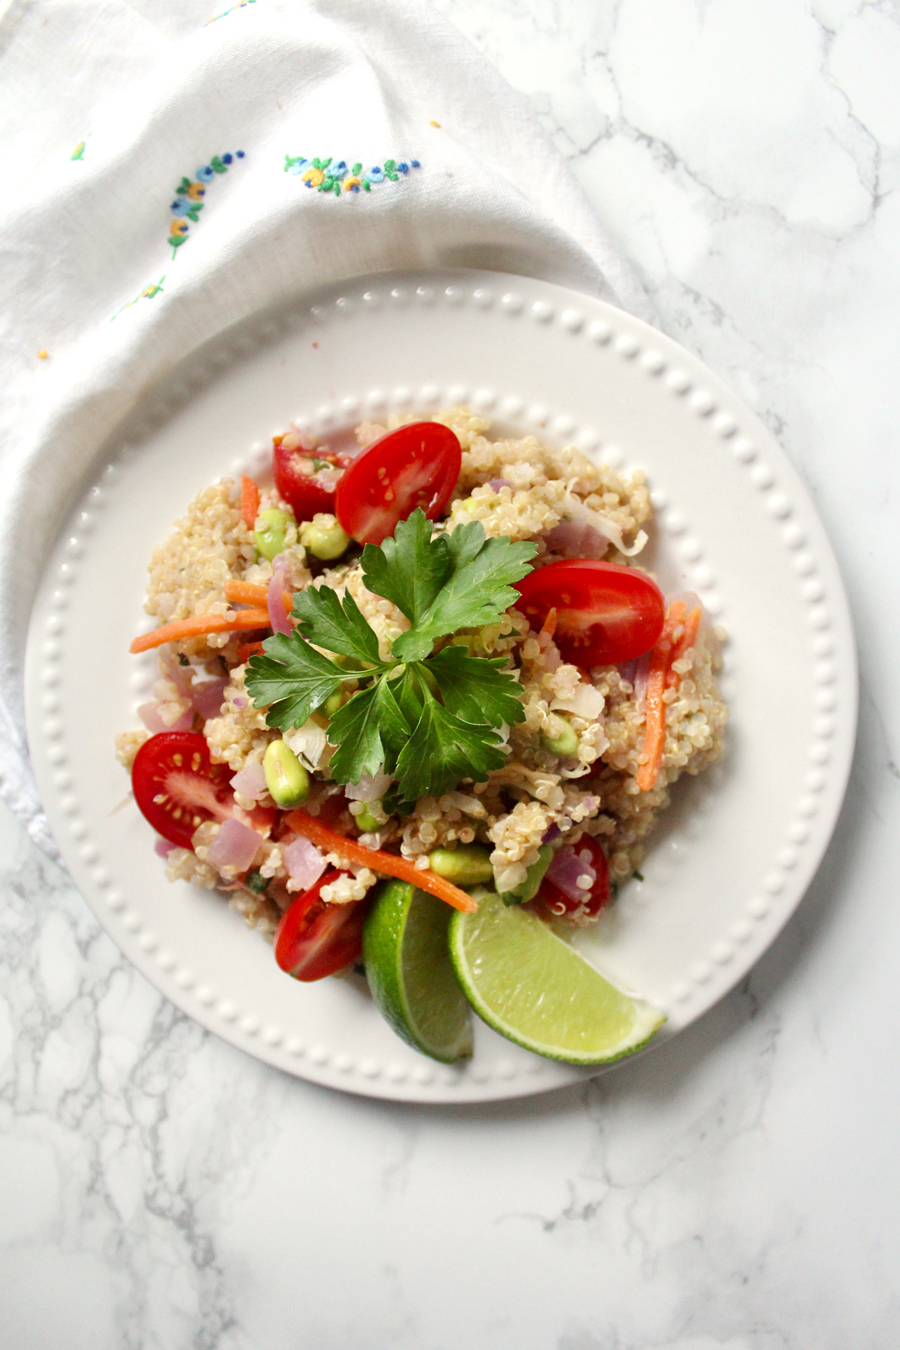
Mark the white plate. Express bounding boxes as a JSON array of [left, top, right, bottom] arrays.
[[24, 270, 856, 1103]]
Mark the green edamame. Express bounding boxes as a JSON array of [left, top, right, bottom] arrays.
[[355, 803, 383, 833], [254, 509, 293, 561], [498, 844, 553, 905], [263, 738, 310, 807], [428, 845, 494, 887], [323, 691, 343, 717], [299, 517, 351, 560], [541, 715, 579, 758]]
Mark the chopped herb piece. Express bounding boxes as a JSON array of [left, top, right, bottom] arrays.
[[426, 646, 525, 729], [290, 584, 384, 666], [244, 630, 355, 731], [394, 687, 507, 802]]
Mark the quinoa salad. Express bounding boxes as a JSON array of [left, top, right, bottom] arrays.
[[119, 407, 728, 1056]]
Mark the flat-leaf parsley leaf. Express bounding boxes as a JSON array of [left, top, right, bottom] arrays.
[[245, 509, 536, 802]]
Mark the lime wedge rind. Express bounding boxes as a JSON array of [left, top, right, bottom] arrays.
[[448, 889, 666, 1066], [363, 880, 474, 1064]]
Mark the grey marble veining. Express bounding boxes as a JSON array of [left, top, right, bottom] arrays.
[[3, 2, 900, 1347]]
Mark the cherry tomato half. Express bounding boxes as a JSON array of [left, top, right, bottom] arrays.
[[536, 836, 610, 923], [274, 870, 368, 981], [515, 559, 664, 667], [132, 731, 234, 849], [334, 421, 462, 545], [273, 437, 346, 521]]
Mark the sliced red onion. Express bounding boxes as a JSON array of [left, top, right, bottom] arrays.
[[230, 761, 267, 801], [267, 561, 291, 636], [207, 817, 262, 873], [154, 837, 176, 859], [138, 701, 192, 734], [544, 495, 647, 558], [542, 823, 562, 844], [488, 478, 513, 490], [283, 835, 328, 889], [546, 846, 597, 902], [233, 696, 248, 709], [192, 679, 228, 720], [158, 646, 194, 698], [552, 683, 605, 720], [633, 650, 652, 706], [345, 769, 393, 802], [285, 720, 327, 770], [617, 658, 638, 686]]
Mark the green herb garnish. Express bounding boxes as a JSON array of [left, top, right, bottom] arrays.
[[245, 509, 536, 803]]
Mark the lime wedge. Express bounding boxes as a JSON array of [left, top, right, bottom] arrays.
[[448, 890, 665, 1064], [363, 880, 474, 1063]]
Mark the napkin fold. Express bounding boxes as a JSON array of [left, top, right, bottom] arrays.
[[0, 0, 652, 858]]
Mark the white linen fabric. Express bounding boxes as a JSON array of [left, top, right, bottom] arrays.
[[0, 0, 652, 858]]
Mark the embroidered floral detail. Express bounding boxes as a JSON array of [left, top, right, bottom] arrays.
[[111, 276, 166, 321], [284, 155, 421, 196], [168, 152, 245, 257], [205, 0, 256, 23]]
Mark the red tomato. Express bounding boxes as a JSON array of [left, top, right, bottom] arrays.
[[273, 437, 346, 521], [132, 731, 234, 849], [274, 870, 368, 981], [334, 421, 462, 545], [515, 559, 664, 667], [536, 836, 610, 922]]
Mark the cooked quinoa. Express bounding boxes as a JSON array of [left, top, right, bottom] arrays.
[[120, 408, 727, 941]]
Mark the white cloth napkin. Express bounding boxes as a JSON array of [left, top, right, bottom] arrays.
[[0, 0, 652, 859]]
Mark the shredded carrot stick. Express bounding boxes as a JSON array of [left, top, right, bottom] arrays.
[[129, 608, 271, 655], [240, 475, 260, 529], [224, 578, 294, 612], [237, 641, 266, 664], [539, 606, 558, 641], [284, 809, 479, 914], [636, 601, 686, 793]]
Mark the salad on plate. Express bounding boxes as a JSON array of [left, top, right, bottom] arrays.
[[117, 408, 727, 1064]]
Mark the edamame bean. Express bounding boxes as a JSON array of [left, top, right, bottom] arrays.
[[299, 516, 351, 560], [428, 845, 494, 886], [541, 715, 579, 758], [254, 509, 293, 561], [263, 738, 310, 807], [355, 803, 383, 833], [498, 844, 552, 905], [323, 691, 343, 717]]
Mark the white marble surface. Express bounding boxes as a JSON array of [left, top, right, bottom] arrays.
[[3, 1, 900, 1346]]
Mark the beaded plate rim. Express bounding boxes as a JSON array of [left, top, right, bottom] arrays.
[[24, 269, 857, 1103]]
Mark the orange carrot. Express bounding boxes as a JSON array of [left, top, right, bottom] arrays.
[[636, 601, 686, 793], [539, 606, 558, 641], [240, 475, 260, 529], [129, 608, 271, 655], [237, 640, 266, 664], [224, 578, 294, 613], [284, 809, 479, 914]]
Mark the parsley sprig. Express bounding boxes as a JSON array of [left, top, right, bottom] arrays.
[[245, 509, 536, 803]]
